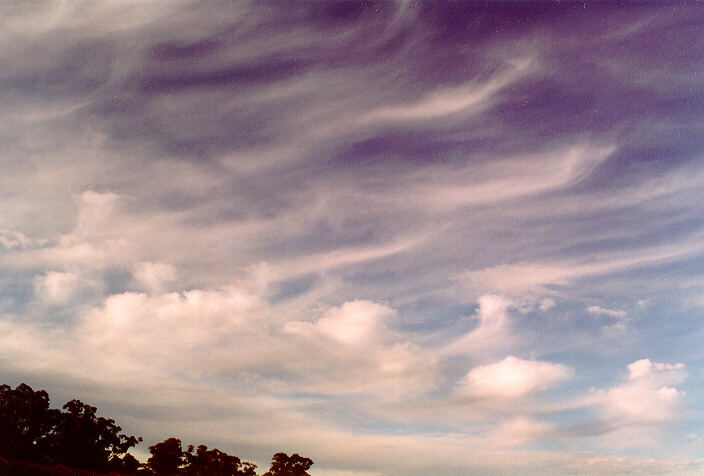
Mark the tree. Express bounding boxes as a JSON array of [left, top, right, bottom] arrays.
[[119, 452, 143, 474], [0, 383, 60, 462], [184, 444, 256, 476], [147, 438, 186, 475], [1, 383, 142, 472], [44, 399, 142, 472], [263, 452, 314, 476]]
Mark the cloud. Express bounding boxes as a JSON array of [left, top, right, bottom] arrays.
[[0, 228, 43, 250], [424, 143, 616, 211], [33, 271, 91, 305], [587, 305, 626, 318], [592, 359, 686, 425], [73, 190, 122, 240], [283, 300, 438, 396], [443, 295, 515, 357], [539, 298, 556, 311], [133, 261, 177, 294], [627, 358, 686, 384], [286, 300, 394, 345], [456, 356, 572, 399], [2, 288, 437, 399], [486, 416, 556, 447], [1, 2, 704, 474], [362, 57, 536, 123], [75, 287, 269, 379], [457, 231, 704, 300]]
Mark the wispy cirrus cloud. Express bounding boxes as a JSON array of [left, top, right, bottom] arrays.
[[2, 2, 704, 475]]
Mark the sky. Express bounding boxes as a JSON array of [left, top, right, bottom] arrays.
[[1, 1, 704, 474]]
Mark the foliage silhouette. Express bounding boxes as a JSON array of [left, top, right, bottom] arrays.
[[45, 399, 142, 472], [146, 438, 185, 475], [185, 444, 257, 476], [0, 383, 141, 473], [0, 383, 59, 463], [1, 383, 313, 476], [263, 453, 313, 476]]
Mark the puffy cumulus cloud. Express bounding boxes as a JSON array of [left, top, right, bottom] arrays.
[[628, 359, 686, 383], [601, 385, 681, 424], [593, 359, 686, 425], [456, 356, 572, 399], [75, 287, 270, 379], [3, 289, 437, 398], [627, 358, 686, 382], [286, 300, 394, 345], [284, 300, 437, 396]]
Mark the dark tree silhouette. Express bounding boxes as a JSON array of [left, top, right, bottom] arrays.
[[44, 399, 142, 472], [147, 438, 186, 475], [2, 383, 314, 476], [263, 452, 314, 476], [1, 383, 141, 473], [0, 383, 59, 463], [184, 444, 257, 476], [120, 452, 143, 474]]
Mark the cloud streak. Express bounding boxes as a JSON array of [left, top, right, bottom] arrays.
[[1, 2, 704, 475]]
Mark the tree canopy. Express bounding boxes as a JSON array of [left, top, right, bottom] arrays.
[[0, 383, 58, 462], [263, 453, 314, 476], [185, 444, 257, 476], [0, 383, 312, 476], [0, 383, 142, 473]]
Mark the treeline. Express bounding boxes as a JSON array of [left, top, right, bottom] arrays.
[[0, 384, 312, 476]]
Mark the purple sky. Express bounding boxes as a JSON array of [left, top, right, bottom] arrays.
[[2, 2, 704, 474]]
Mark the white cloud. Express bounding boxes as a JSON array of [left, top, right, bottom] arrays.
[[587, 305, 626, 318], [362, 57, 535, 122], [627, 358, 686, 383], [283, 300, 437, 396], [598, 385, 682, 424], [457, 263, 575, 298], [427, 143, 615, 210], [72, 287, 271, 381], [3, 287, 438, 398], [287, 300, 394, 345], [443, 295, 515, 357], [539, 298, 556, 312], [458, 233, 704, 299], [593, 359, 686, 425], [1, 3, 703, 473], [456, 356, 572, 399]]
